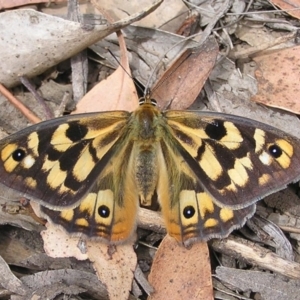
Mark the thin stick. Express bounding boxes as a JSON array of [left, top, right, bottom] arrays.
[[0, 83, 41, 124]]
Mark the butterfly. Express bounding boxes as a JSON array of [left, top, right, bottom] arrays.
[[0, 96, 300, 246]]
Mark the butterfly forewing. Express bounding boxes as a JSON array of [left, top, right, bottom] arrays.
[[165, 110, 300, 209], [0, 111, 130, 209]]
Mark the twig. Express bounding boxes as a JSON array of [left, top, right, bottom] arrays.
[[0, 83, 41, 124], [67, 0, 88, 103]]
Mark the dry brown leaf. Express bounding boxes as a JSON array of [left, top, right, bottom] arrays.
[[88, 0, 188, 31], [0, 0, 65, 10], [73, 65, 138, 113], [88, 243, 137, 300], [148, 235, 213, 300], [252, 45, 300, 114], [151, 36, 218, 110], [270, 0, 300, 19], [41, 0, 187, 34], [40, 221, 88, 261]]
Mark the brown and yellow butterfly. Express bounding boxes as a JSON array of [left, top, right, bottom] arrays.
[[0, 96, 300, 246]]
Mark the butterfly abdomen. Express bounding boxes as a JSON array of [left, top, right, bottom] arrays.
[[135, 147, 158, 207]]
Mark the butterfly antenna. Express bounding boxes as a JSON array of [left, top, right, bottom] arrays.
[[144, 31, 204, 98], [107, 48, 145, 96]]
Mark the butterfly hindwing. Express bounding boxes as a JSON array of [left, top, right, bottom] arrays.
[[156, 134, 256, 245], [40, 138, 139, 242]]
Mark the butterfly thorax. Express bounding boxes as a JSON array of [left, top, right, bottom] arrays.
[[132, 102, 161, 139]]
